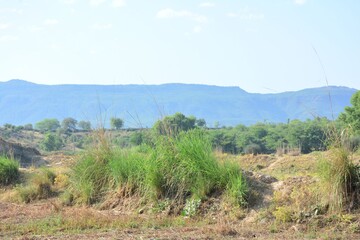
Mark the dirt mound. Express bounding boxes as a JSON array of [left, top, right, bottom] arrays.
[[0, 137, 43, 167]]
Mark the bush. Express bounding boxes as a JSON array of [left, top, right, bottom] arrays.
[[17, 168, 57, 203], [0, 156, 19, 185], [273, 206, 293, 223], [244, 143, 261, 155], [40, 133, 63, 151]]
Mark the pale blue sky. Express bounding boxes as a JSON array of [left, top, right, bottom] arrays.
[[0, 0, 359, 93]]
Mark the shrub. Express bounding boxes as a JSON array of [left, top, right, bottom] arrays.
[[40, 133, 63, 151], [244, 143, 261, 155], [0, 156, 19, 185], [273, 206, 293, 223], [17, 168, 57, 203]]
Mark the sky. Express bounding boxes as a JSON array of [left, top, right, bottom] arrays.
[[0, 0, 359, 93]]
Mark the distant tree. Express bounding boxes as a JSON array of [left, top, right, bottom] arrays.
[[3, 123, 15, 130], [62, 117, 78, 132], [214, 121, 220, 128], [244, 143, 262, 155], [35, 118, 60, 132], [23, 123, 33, 130], [40, 133, 63, 151], [154, 112, 197, 135], [196, 118, 206, 128], [339, 91, 360, 132], [110, 117, 124, 130], [78, 120, 92, 131]]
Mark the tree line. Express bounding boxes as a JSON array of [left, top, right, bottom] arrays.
[[1, 90, 359, 154]]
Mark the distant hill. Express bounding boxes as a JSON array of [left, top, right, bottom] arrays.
[[0, 79, 357, 127]]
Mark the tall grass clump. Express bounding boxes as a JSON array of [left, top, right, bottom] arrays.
[[17, 168, 57, 203], [68, 129, 112, 204], [150, 129, 221, 200], [222, 162, 248, 207], [148, 129, 248, 206], [68, 127, 248, 210], [108, 148, 148, 196], [317, 126, 360, 212], [0, 156, 19, 185]]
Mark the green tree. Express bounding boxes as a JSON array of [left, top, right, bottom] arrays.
[[23, 123, 33, 130], [40, 133, 63, 151], [339, 91, 360, 132], [154, 112, 197, 135], [35, 118, 60, 132], [195, 118, 207, 128], [62, 117, 78, 132], [78, 120, 92, 131], [110, 117, 124, 130]]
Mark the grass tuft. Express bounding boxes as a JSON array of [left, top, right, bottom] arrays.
[[0, 156, 19, 185], [68, 128, 248, 212]]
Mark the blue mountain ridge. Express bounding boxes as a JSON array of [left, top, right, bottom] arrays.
[[0, 79, 357, 127]]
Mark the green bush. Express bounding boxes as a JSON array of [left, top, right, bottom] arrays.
[[40, 133, 63, 151], [0, 156, 19, 185]]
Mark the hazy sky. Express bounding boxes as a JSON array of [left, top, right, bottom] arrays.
[[0, 0, 359, 93]]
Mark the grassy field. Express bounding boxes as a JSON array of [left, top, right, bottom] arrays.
[[1, 130, 360, 239]]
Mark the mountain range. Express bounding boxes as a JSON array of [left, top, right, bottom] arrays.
[[0, 79, 357, 128]]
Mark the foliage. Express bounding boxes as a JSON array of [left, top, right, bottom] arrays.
[[35, 118, 60, 132], [339, 91, 360, 132], [209, 130, 238, 153], [317, 147, 360, 212], [207, 118, 328, 154], [244, 143, 261, 155], [70, 153, 110, 204], [61, 117, 78, 132], [110, 117, 124, 130], [69, 129, 248, 210], [17, 168, 57, 203], [154, 112, 196, 135], [195, 118, 206, 128], [273, 206, 293, 223], [346, 136, 360, 152], [130, 132, 144, 146], [78, 120, 92, 131], [182, 198, 201, 217], [0, 156, 19, 185], [40, 133, 63, 151], [23, 123, 33, 130]]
